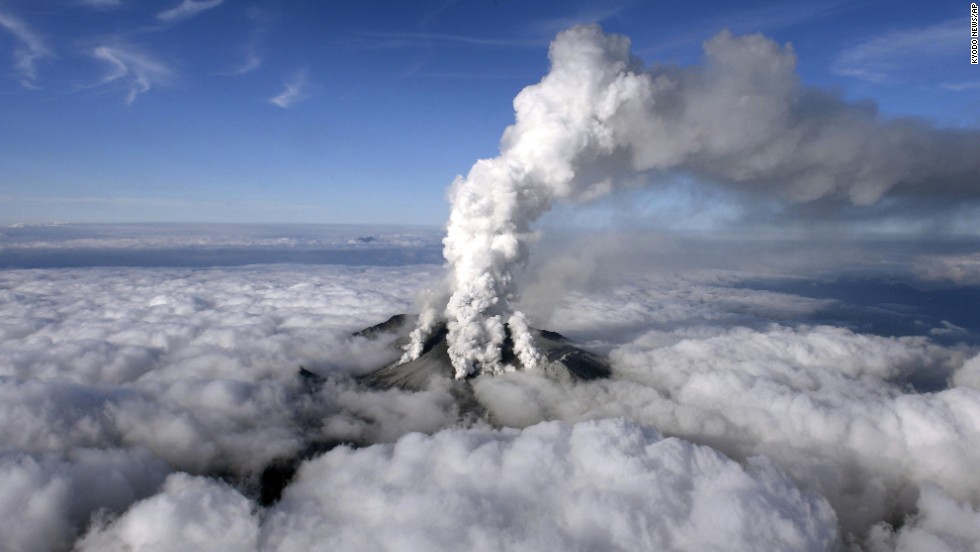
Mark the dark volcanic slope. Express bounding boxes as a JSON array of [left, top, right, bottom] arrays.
[[357, 314, 611, 391]]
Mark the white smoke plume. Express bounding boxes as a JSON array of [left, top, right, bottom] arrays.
[[408, 24, 980, 377]]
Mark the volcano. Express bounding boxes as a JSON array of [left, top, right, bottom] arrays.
[[356, 314, 611, 391]]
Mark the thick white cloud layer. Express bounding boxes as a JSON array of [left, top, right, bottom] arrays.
[[1, 228, 978, 551], [0, 448, 170, 552], [866, 484, 980, 552], [472, 320, 979, 536], [0, 264, 439, 386], [262, 419, 836, 552], [73, 421, 837, 552], [77, 473, 259, 552], [0, 262, 460, 473], [0, 263, 458, 549]]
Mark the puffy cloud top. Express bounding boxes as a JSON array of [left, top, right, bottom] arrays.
[[264, 419, 837, 551]]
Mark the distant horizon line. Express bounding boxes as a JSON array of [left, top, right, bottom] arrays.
[[3, 220, 980, 243], [2, 221, 446, 229]]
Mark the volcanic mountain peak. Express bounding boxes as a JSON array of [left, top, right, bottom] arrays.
[[357, 314, 611, 391]]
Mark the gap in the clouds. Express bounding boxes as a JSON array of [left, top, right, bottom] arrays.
[[737, 278, 980, 346], [233, 366, 375, 508], [728, 277, 980, 393], [0, 223, 445, 268]]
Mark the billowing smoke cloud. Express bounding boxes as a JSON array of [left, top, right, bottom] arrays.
[[408, 24, 980, 377]]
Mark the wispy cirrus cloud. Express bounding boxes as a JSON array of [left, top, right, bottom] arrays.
[[0, 10, 53, 88], [90, 44, 174, 104], [218, 7, 267, 76], [76, 0, 124, 9], [634, 0, 858, 58], [530, 1, 636, 37], [268, 71, 314, 108], [941, 81, 980, 92], [833, 19, 962, 83], [349, 30, 544, 50], [157, 0, 224, 23], [224, 48, 261, 76]]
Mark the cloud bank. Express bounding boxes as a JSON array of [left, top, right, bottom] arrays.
[[266, 419, 837, 551], [0, 223, 444, 268], [1, 235, 978, 551], [75, 420, 838, 552]]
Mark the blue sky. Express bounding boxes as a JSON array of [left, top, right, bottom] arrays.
[[0, 0, 977, 225]]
